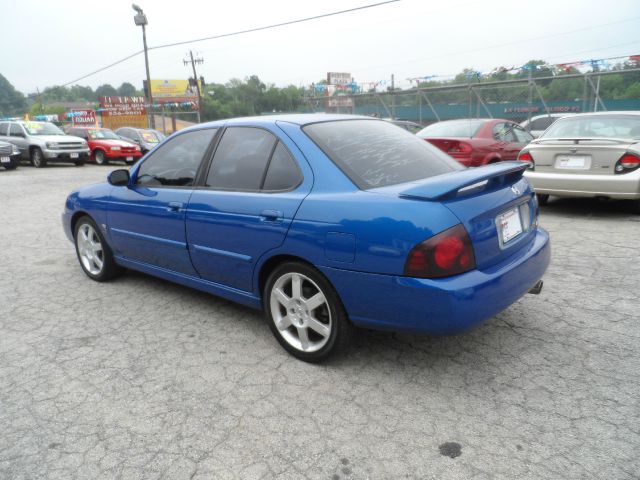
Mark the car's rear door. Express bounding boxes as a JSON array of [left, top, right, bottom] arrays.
[[107, 128, 218, 275], [185, 125, 312, 293]]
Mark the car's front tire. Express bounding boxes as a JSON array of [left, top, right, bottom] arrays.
[[31, 147, 46, 168], [264, 262, 353, 362], [74, 216, 121, 281], [94, 150, 108, 165]]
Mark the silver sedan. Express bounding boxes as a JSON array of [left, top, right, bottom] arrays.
[[519, 112, 640, 210]]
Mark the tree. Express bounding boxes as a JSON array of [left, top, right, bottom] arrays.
[[117, 82, 136, 97], [0, 74, 26, 116], [95, 84, 118, 98]]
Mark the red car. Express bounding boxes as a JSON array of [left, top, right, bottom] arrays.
[[417, 119, 533, 167], [67, 127, 143, 165]]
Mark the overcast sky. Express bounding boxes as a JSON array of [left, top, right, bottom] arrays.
[[4, 0, 639, 94]]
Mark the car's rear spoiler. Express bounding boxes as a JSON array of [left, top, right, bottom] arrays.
[[533, 137, 635, 145], [399, 162, 528, 201]]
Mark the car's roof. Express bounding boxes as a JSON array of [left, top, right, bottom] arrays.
[[559, 111, 640, 117], [188, 113, 375, 130]]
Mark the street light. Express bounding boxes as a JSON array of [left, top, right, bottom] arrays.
[[132, 4, 155, 128]]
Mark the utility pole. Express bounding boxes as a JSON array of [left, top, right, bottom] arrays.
[[132, 4, 155, 129], [184, 51, 204, 123]]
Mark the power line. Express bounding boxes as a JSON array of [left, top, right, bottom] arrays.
[[58, 0, 400, 88], [150, 0, 400, 51]]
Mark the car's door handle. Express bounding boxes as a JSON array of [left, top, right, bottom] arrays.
[[167, 201, 183, 212], [260, 209, 283, 222]]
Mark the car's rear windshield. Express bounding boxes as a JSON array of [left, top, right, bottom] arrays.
[[417, 119, 485, 138], [303, 119, 463, 189], [544, 115, 640, 139]]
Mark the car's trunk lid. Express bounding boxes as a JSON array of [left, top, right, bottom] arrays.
[[392, 162, 538, 269], [529, 137, 636, 175]]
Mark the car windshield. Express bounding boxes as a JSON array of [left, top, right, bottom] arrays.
[[140, 131, 163, 143], [22, 122, 64, 136], [88, 129, 120, 140], [543, 115, 640, 139], [417, 120, 485, 138], [303, 119, 463, 189]]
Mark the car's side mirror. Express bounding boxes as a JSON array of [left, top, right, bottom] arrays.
[[108, 169, 130, 186]]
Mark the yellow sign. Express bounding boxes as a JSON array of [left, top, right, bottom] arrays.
[[150, 79, 201, 98]]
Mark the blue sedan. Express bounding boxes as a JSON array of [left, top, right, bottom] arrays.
[[62, 114, 550, 362]]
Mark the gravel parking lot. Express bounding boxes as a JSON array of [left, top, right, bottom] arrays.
[[1, 164, 638, 480]]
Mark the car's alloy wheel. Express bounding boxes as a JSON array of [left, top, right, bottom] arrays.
[[74, 217, 121, 281], [31, 148, 46, 168], [265, 262, 353, 362], [94, 150, 108, 165]]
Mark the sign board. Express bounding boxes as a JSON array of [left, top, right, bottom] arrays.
[[71, 109, 96, 125], [327, 72, 352, 85], [150, 79, 200, 98], [326, 97, 354, 108], [99, 96, 148, 129]]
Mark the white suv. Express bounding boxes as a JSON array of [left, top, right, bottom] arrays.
[[0, 121, 90, 168]]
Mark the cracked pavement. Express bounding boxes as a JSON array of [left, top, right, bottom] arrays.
[[0, 164, 638, 479]]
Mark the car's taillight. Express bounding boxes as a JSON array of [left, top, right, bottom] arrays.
[[404, 224, 476, 278], [615, 153, 640, 173], [447, 141, 472, 155], [518, 151, 535, 169]]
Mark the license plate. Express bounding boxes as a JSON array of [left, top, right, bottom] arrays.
[[498, 207, 523, 244], [556, 155, 586, 169], [0, 157, 10, 164], [70, 153, 79, 159], [126, 156, 133, 161]]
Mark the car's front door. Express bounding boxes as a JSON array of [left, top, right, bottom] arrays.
[[107, 128, 218, 276], [186, 126, 311, 293], [8, 123, 28, 158]]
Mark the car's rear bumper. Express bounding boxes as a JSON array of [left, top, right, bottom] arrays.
[[525, 169, 640, 199], [320, 228, 550, 335]]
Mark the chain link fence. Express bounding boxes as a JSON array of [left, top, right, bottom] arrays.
[[306, 69, 640, 127]]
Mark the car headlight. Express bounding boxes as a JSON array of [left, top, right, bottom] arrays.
[[12, 145, 20, 155], [46, 142, 59, 149], [110, 146, 121, 151]]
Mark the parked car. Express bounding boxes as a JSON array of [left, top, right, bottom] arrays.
[[115, 127, 166, 154], [520, 113, 578, 138], [0, 140, 21, 170], [519, 111, 640, 210], [67, 127, 142, 165], [417, 119, 533, 167], [0, 121, 89, 167], [386, 119, 424, 134], [62, 114, 550, 362]]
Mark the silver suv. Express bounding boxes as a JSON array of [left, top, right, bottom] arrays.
[[0, 121, 90, 167]]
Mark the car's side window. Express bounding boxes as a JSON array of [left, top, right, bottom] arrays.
[[493, 123, 516, 142], [206, 127, 276, 191], [262, 141, 303, 191], [136, 128, 217, 187], [0, 123, 8, 136], [9, 124, 23, 137]]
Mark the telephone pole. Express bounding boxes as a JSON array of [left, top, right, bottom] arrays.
[[183, 51, 204, 123]]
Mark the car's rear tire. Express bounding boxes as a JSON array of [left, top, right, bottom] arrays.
[[264, 261, 354, 363], [74, 216, 121, 282], [94, 150, 108, 165], [537, 194, 549, 206], [31, 147, 46, 168]]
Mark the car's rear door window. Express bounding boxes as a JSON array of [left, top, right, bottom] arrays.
[[136, 128, 217, 187], [262, 141, 303, 191], [206, 127, 276, 191], [303, 119, 462, 189]]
